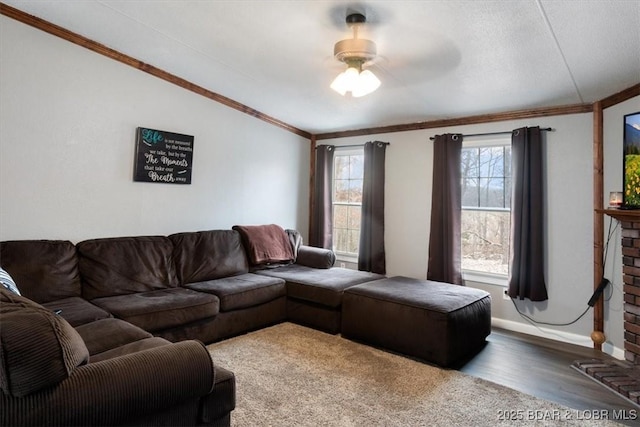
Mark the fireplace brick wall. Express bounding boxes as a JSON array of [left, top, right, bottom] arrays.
[[621, 221, 640, 363]]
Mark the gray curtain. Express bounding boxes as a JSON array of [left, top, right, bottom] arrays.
[[508, 126, 548, 301], [358, 141, 387, 274], [309, 145, 334, 249], [427, 134, 463, 285]]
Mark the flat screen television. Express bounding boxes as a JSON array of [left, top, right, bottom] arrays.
[[623, 111, 640, 208]]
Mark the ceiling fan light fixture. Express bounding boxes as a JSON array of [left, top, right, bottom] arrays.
[[330, 13, 380, 97]]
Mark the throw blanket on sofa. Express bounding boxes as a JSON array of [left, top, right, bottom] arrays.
[[233, 224, 294, 265]]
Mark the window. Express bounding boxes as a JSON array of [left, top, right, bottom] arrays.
[[332, 148, 364, 258], [461, 138, 511, 278]]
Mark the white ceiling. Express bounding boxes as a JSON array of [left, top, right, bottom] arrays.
[[3, 0, 640, 134]]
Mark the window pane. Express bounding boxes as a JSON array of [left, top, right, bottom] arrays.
[[334, 228, 349, 253], [479, 177, 505, 208], [348, 205, 361, 229], [350, 155, 364, 179], [461, 210, 510, 275], [334, 205, 348, 228], [461, 148, 479, 177], [479, 147, 505, 177], [334, 156, 350, 180], [334, 179, 349, 202], [461, 144, 511, 209], [349, 179, 363, 203], [348, 230, 360, 253], [461, 178, 479, 207]]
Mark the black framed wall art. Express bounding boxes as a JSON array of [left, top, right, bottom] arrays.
[[133, 127, 194, 184]]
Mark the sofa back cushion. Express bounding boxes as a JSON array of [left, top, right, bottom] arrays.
[[77, 236, 178, 300], [169, 230, 249, 284], [0, 288, 89, 397], [0, 240, 81, 303]]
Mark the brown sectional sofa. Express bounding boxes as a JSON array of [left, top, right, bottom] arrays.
[[1, 225, 492, 426], [0, 226, 380, 426]]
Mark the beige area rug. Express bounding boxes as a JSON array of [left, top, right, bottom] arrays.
[[207, 323, 618, 426]]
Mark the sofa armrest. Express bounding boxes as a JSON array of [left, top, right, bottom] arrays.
[[1, 340, 216, 426], [295, 245, 336, 269]]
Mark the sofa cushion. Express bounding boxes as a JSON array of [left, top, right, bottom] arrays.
[[77, 236, 179, 300], [0, 288, 89, 397], [0, 240, 81, 303], [91, 288, 219, 332], [75, 318, 153, 356], [184, 273, 286, 311], [169, 230, 249, 284], [295, 245, 336, 269], [257, 264, 384, 308], [41, 297, 112, 327]]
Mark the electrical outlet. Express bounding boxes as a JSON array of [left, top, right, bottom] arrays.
[[503, 289, 510, 300], [340, 262, 346, 268]]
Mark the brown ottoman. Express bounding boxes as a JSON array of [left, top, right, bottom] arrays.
[[341, 276, 491, 367]]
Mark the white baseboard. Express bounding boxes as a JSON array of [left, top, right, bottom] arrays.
[[492, 317, 625, 360]]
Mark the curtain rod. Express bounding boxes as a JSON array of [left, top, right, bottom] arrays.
[[315, 142, 390, 149], [428, 127, 554, 140]]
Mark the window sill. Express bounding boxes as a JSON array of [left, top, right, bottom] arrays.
[[335, 253, 358, 264], [462, 270, 508, 287]]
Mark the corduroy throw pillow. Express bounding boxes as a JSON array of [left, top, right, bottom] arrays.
[[0, 288, 89, 397]]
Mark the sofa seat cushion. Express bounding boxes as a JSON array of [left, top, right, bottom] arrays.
[[75, 318, 153, 356], [41, 297, 111, 327], [184, 273, 286, 312], [91, 288, 219, 332], [257, 264, 384, 308], [90, 337, 171, 363]]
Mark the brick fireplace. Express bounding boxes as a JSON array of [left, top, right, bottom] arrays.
[[621, 220, 640, 363], [572, 213, 640, 407]]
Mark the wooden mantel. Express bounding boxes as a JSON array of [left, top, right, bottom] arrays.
[[598, 209, 640, 223]]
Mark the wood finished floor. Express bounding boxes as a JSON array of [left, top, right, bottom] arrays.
[[460, 327, 640, 426]]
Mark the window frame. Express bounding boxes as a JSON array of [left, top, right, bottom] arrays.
[[460, 136, 511, 287], [331, 146, 364, 262]]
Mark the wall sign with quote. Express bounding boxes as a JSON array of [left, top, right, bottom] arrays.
[[134, 127, 194, 184]]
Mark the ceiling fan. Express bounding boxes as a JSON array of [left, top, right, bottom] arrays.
[[330, 13, 381, 97]]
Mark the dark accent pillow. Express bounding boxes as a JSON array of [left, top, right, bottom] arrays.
[[295, 245, 336, 269], [0, 288, 89, 397]]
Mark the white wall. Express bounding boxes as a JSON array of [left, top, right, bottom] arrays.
[[0, 16, 310, 243], [324, 113, 606, 350]]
